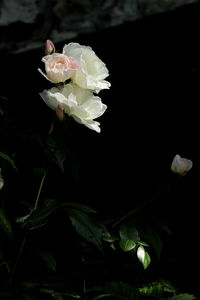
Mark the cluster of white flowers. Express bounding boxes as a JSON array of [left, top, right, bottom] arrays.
[[38, 40, 110, 133]]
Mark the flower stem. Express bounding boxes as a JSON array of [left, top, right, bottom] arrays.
[[112, 183, 172, 229], [9, 237, 26, 285], [33, 171, 46, 211], [111, 199, 153, 228], [9, 171, 46, 285]]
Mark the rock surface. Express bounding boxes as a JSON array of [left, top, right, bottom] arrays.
[[0, 0, 199, 53]]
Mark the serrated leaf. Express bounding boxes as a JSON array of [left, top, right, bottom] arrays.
[[137, 246, 151, 269], [0, 152, 18, 171], [168, 294, 196, 300], [119, 239, 136, 252], [138, 282, 164, 296], [138, 280, 175, 297], [68, 209, 105, 252], [0, 208, 13, 239]]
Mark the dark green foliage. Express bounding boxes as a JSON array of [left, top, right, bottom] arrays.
[[0, 208, 13, 239], [0, 88, 197, 300], [89, 281, 139, 300], [67, 208, 106, 252]]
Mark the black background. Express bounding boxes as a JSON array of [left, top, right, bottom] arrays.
[[1, 1, 200, 296]]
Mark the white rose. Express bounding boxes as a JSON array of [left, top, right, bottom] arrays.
[[40, 83, 107, 133], [171, 154, 193, 176], [38, 53, 79, 83], [63, 42, 111, 93], [0, 168, 4, 190]]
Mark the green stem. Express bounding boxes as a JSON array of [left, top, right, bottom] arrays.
[[9, 171, 46, 285], [112, 183, 172, 228], [9, 237, 26, 285], [112, 199, 153, 228], [33, 171, 46, 211], [83, 279, 86, 294]]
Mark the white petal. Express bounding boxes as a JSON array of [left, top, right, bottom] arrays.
[[72, 115, 101, 133]]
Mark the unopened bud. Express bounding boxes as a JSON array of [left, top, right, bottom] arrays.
[[45, 40, 56, 55], [56, 104, 65, 121], [171, 154, 193, 176]]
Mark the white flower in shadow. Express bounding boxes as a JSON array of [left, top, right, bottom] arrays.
[[171, 154, 193, 176], [40, 83, 107, 133]]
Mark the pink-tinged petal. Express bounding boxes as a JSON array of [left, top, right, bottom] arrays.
[[45, 40, 56, 55], [56, 104, 65, 121], [68, 57, 79, 69]]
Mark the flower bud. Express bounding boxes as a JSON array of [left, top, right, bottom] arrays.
[[45, 40, 56, 55], [56, 104, 65, 121], [171, 154, 193, 176]]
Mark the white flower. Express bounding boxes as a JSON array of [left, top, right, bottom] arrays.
[[0, 168, 4, 190], [38, 53, 79, 83], [63, 42, 111, 93], [171, 154, 193, 176], [40, 83, 107, 133]]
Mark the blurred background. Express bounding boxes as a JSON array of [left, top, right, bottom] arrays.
[[0, 0, 199, 53], [1, 0, 200, 294]]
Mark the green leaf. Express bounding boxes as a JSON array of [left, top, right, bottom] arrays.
[[119, 240, 136, 252], [16, 211, 32, 224], [0, 105, 3, 115], [138, 282, 164, 296], [0, 151, 18, 171], [0, 208, 13, 239], [137, 246, 151, 269], [91, 294, 112, 300], [102, 232, 119, 243], [142, 227, 162, 260], [119, 224, 140, 241], [67, 209, 105, 252], [36, 249, 56, 272], [138, 280, 176, 297], [137, 241, 150, 247], [61, 202, 97, 214], [40, 289, 63, 300], [23, 202, 57, 230], [45, 137, 66, 172], [90, 281, 139, 300], [168, 294, 196, 300], [33, 167, 46, 177]]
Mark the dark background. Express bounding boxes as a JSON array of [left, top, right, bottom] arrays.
[[1, 1, 200, 296]]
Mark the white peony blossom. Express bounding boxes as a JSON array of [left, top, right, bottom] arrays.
[[40, 83, 107, 133], [171, 154, 193, 176], [0, 168, 4, 190], [63, 42, 111, 93], [38, 53, 79, 83]]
